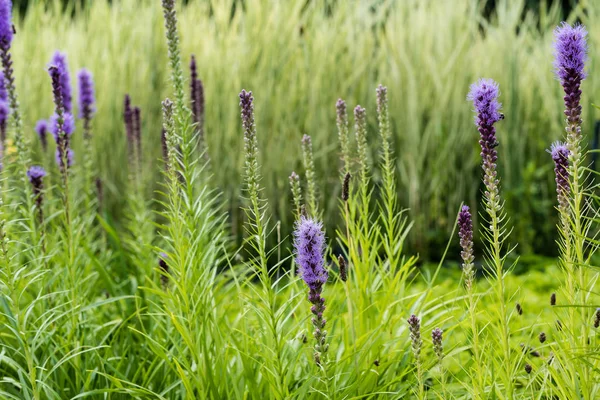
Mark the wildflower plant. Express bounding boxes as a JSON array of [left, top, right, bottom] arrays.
[[468, 78, 516, 397]]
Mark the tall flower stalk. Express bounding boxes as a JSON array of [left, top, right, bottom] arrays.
[[467, 78, 513, 398], [458, 204, 484, 395], [301, 134, 318, 216], [336, 98, 350, 177], [293, 216, 329, 366], [408, 314, 424, 400], [77, 68, 96, 204], [0, 0, 29, 175], [553, 22, 592, 397]]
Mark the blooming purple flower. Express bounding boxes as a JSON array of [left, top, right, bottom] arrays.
[[294, 216, 328, 289], [554, 23, 587, 155], [553, 23, 587, 81], [293, 215, 329, 364], [0, 0, 13, 49], [468, 78, 503, 208], [35, 119, 48, 151], [49, 51, 72, 114], [77, 68, 95, 120], [27, 165, 46, 218], [49, 112, 74, 139], [27, 165, 46, 183]]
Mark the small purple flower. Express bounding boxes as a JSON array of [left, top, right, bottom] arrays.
[[549, 141, 570, 209], [432, 327, 443, 361], [77, 68, 95, 120], [0, 0, 13, 49], [239, 89, 255, 139], [27, 165, 46, 220], [407, 314, 422, 360], [49, 51, 72, 113], [35, 120, 48, 151], [458, 205, 475, 287], [594, 308, 600, 328], [0, 99, 7, 144]]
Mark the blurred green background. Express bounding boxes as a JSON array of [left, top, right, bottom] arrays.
[[9, 0, 598, 262]]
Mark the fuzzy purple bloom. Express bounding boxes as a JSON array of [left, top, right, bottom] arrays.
[[468, 78, 503, 210], [0, 0, 12, 49], [26, 165, 46, 183], [49, 51, 72, 113], [554, 23, 587, 153], [49, 112, 74, 139], [293, 216, 329, 364], [27, 165, 46, 219], [549, 141, 570, 209], [294, 216, 328, 289], [594, 308, 600, 328], [35, 120, 48, 151], [553, 23, 587, 82], [467, 78, 502, 158], [77, 68, 95, 120]]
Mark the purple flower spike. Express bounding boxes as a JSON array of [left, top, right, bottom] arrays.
[[50, 112, 74, 139], [159, 252, 169, 288], [407, 314, 422, 360], [27, 165, 46, 220], [553, 23, 587, 82], [293, 215, 329, 364], [294, 216, 328, 289], [432, 328, 443, 361], [0, 0, 13, 49], [549, 141, 570, 209], [35, 120, 48, 151], [77, 68, 95, 120], [49, 51, 72, 113], [468, 78, 503, 206], [55, 148, 73, 169], [0, 70, 7, 102], [554, 23, 587, 156], [458, 205, 475, 288], [239, 89, 255, 139]]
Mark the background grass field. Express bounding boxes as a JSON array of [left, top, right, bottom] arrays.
[[12, 0, 599, 261]]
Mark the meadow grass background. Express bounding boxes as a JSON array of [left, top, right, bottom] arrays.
[[12, 0, 599, 261]]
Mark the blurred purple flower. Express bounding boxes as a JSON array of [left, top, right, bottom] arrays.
[[0, 0, 13, 49], [549, 141, 570, 209], [77, 68, 95, 120], [35, 119, 48, 151], [49, 51, 72, 113]]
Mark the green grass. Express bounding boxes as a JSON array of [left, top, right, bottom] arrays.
[[0, 0, 598, 398], [9, 0, 599, 258]]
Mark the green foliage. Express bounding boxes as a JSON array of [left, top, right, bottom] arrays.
[[0, 0, 597, 399]]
